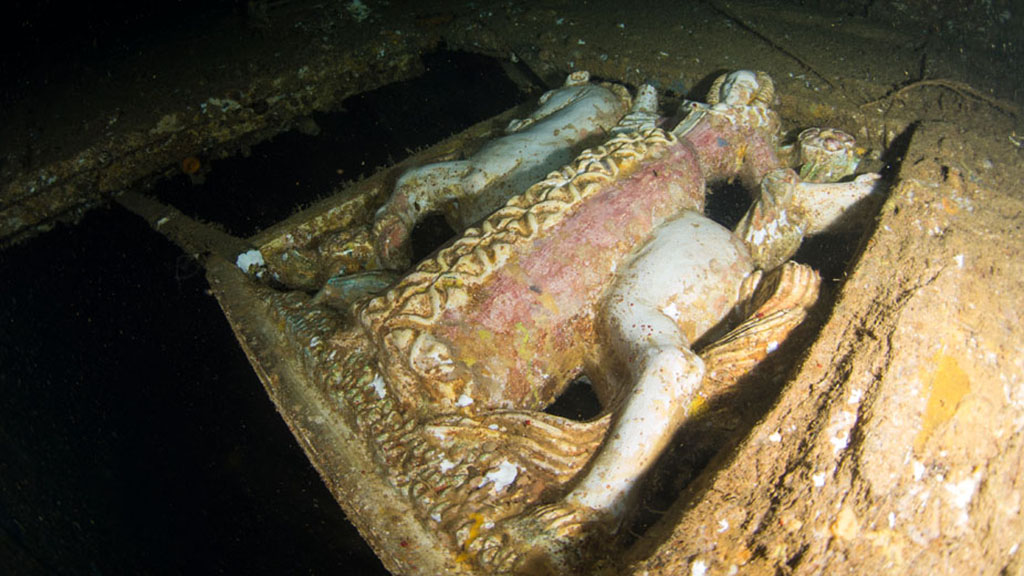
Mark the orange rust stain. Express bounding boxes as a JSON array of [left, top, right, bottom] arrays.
[[914, 353, 970, 452], [941, 197, 959, 215], [181, 156, 201, 175]]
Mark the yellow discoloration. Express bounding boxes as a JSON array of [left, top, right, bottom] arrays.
[[915, 353, 970, 452], [734, 141, 749, 171], [727, 141, 749, 184], [463, 330, 496, 368], [513, 322, 533, 363], [536, 290, 560, 316], [456, 512, 488, 564], [830, 506, 860, 540], [865, 528, 907, 566], [941, 197, 959, 215], [678, 319, 699, 344], [687, 394, 708, 417]]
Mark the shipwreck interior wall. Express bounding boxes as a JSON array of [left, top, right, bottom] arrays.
[[1, 1, 1022, 574], [0, 49, 526, 575]]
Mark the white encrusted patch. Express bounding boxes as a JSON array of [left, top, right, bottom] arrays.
[[235, 249, 265, 273], [827, 410, 857, 454], [483, 461, 519, 493], [945, 470, 982, 526], [370, 374, 387, 399]]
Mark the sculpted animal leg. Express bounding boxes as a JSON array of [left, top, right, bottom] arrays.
[[736, 167, 882, 270], [374, 161, 471, 269], [466, 214, 753, 572], [610, 83, 660, 136], [566, 339, 705, 517], [566, 212, 752, 519]]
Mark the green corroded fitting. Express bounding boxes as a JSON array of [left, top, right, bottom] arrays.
[[797, 127, 861, 183]]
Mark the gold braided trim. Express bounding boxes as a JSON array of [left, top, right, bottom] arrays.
[[359, 128, 677, 339], [706, 103, 781, 139]]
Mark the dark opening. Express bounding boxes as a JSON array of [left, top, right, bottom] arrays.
[[704, 180, 751, 232], [150, 50, 528, 237], [704, 175, 882, 288], [0, 205, 389, 575], [410, 212, 458, 263], [543, 375, 604, 422], [0, 49, 537, 576]]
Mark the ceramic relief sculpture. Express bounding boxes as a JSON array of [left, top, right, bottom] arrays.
[[220, 69, 881, 574], [373, 71, 631, 270]]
